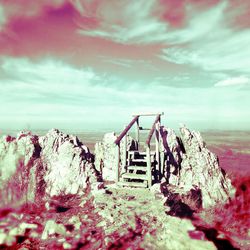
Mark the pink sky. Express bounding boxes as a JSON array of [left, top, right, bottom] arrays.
[[0, 0, 250, 131]]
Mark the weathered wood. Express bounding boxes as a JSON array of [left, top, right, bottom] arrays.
[[117, 181, 148, 188], [127, 166, 147, 171], [122, 131, 127, 169], [115, 115, 139, 145], [132, 112, 164, 117], [146, 146, 152, 187], [116, 144, 120, 182], [155, 121, 160, 180], [146, 114, 161, 146], [135, 119, 140, 144], [122, 173, 148, 180]]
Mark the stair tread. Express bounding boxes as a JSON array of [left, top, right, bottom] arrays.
[[127, 166, 147, 171], [128, 151, 155, 155], [130, 158, 147, 162], [122, 173, 148, 180], [117, 181, 148, 188]]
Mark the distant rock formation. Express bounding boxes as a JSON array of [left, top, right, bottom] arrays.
[[0, 129, 101, 206], [95, 125, 235, 209]]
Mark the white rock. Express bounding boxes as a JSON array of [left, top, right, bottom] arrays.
[[63, 242, 72, 249], [42, 220, 67, 240]]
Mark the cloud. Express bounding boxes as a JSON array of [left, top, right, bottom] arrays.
[[1, 56, 250, 130], [162, 26, 250, 74], [215, 76, 250, 87], [77, 0, 229, 45], [160, 1, 250, 75], [78, 0, 171, 44]]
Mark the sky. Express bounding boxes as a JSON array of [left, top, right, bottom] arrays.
[[0, 0, 250, 132]]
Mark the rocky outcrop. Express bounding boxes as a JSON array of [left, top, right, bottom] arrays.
[[39, 129, 100, 197], [0, 129, 101, 206], [161, 125, 235, 209]]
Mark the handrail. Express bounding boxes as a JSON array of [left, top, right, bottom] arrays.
[[114, 115, 139, 145], [132, 112, 164, 117], [145, 114, 161, 146]]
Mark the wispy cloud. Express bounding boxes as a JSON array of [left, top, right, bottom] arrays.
[[160, 2, 250, 76], [78, 0, 228, 45], [78, 0, 170, 44], [215, 76, 250, 87]]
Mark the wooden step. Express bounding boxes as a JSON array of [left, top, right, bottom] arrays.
[[117, 181, 148, 188], [128, 151, 155, 156], [121, 173, 148, 180], [130, 158, 147, 163], [130, 158, 155, 163], [127, 166, 147, 171]]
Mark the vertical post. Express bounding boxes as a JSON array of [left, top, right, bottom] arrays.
[[122, 132, 127, 171], [158, 116, 162, 177], [155, 121, 160, 181], [135, 117, 140, 146], [116, 143, 120, 183], [146, 145, 152, 187]]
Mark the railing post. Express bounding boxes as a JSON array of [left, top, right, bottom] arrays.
[[146, 146, 152, 187], [135, 117, 139, 145], [116, 143, 120, 183], [122, 131, 127, 171], [155, 121, 160, 181]]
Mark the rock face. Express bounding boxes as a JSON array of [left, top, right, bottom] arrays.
[[0, 129, 101, 206], [162, 125, 235, 208]]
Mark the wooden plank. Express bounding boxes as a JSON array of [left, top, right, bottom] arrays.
[[117, 181, 148, 188], [146, 146, 152, 187], [114, 115, 139, 145], [155, 121, 160, 180], [116, 144, 120, 182], [127, 166, 147, 171], [146, 114, 161, 146], [122, 132, 127, 168], [132, 112, 164, 117], [130, 158, 154, 163], [128, 151, 155, 156], [135, 118, 139, 144], [122, 173, 148, 180]]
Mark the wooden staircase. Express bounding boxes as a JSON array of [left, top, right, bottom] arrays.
[[114, 113, 164, 188], [118, 151, 155, 188]]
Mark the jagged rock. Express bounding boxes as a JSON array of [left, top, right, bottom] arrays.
[[39, 129, 99, 197], [0, 129, 102, 206], [161, 125, 235, 208]]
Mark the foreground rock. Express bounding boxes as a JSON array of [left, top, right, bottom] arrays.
[[0, 129, 101, 206]]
